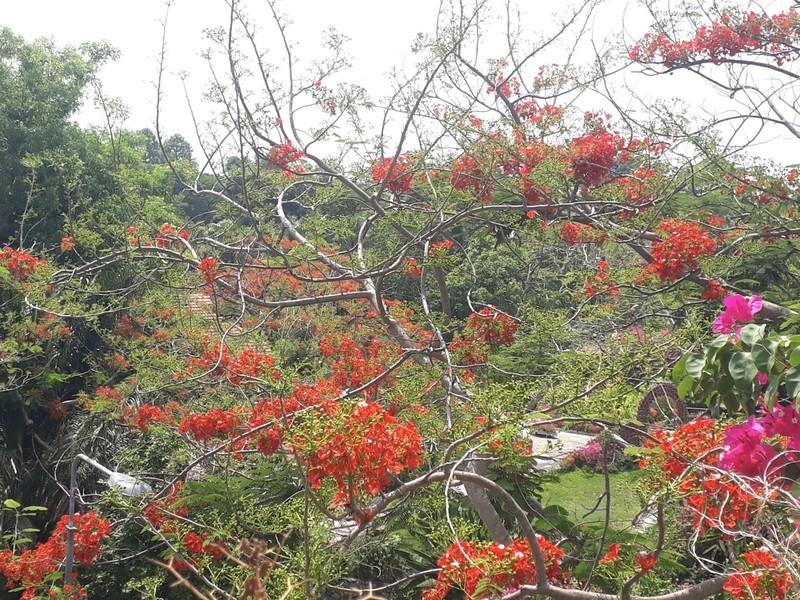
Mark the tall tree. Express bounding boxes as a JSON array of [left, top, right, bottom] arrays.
[[0, 29, 115, 246]]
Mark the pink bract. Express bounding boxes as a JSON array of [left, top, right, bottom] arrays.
[[712, 294, 763, 334], [718, 416, 782, 478]]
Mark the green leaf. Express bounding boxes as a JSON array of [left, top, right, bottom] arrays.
[[3, 499, 21, 510], [739, 324, 766, 347], [728, 352, 757, 389], [790, 345, 800, 368], [684, 354, 706, 381], [671, 354, 688, 385], [765, 376, 781, 409], [623, 446, 648, 456], [706, 335, 731, 363], [786, 366, 800, 399], [752, 340, 778, 373], [677, 376, 694, 399]]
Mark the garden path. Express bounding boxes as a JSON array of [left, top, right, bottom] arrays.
[[530, 431, 596, 472]]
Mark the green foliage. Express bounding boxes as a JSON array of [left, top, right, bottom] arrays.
[[0, 28, 117, 245], [673, 321, 800, 416]]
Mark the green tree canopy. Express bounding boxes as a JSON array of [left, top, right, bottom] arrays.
[[0, 28, 116, 246]]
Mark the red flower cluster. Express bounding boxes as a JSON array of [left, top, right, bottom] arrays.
[[450, 307, 518, 364], [423, 537, 566, 600], [248, 380, 341, 456], [0, 247, 45, 281], [48, 399, 68, 420], [178, 407, 243, 442], [515, 99, 564, 126], [184, 340, 280, 385], [568, 129, 625, 186], [642, 418, 764, 536], [229, 349, 281, 385], [599, 543, 621, 564], [95, 386, 124, 403], [618, 166, 660, 214], [144, 483, 187, 532], [402, 257, 422, 279], [631, 9, 800, 67], [197, 257, 218, 286], [724, 548, 793, 599], [465, 308, 518, 345], [641, 417, 723, 483], [371, 155, 415, 194], [451, 153, 493, 203], [701, 280, 727, 301], [584, 261, 620, 297], [486, 72, 520, 98], [130, 404, 173, 432], [60, 236, 76, 252], [294, 400, 423, 506], [267, 141, 305, 174], [319, 334, 398, 392], [636, 552, 656, 571], [685, 474, 758, 536], [558, 222, 605, 246], [643, 219, 718, 281], [0, 511, 110, 598], [155, 222, 189, 248], [183, 531, 225, 561], [429, 240, 454, 258]]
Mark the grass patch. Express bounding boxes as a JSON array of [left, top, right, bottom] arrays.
[[539, 470, 644, 530]]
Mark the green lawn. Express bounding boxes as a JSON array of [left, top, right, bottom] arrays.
[[539, 470, 645, 530]]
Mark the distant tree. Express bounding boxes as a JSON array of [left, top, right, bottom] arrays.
[[137, 128, 194, 165], [0, 28, 116, 246]]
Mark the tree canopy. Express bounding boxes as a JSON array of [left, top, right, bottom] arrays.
[[3, 2, 800, 599]]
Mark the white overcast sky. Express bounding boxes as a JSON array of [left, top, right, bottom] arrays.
[[2, 0, 447, 137], [1, 0, 795, 164]]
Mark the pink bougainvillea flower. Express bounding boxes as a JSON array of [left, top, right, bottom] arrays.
[[760, 402, 800, 438], [712, 294, 763, 333], [718, 416, 782, 478]]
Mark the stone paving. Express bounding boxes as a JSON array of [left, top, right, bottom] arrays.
[[529, 430, 596, 471]]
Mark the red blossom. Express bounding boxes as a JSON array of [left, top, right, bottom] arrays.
[[631, 9, 800, 68], [558, 222, 606, 246], [423, 536, 566, 600], [183, 531, 225, 561], [724, 548, 793, 599], [60, 236, 76, 252], [0, 247, 45, 280], [197, 257, 219, 286], [294, 399, 423, 506], [371, 154, 415, 194], [403, 257, 422, 280], [0, 511, 110, 596], [642, 219, 718, 281], [131, 404, 173, 432], [599, 543, 621, 564], [178, 407, 243, 442], [449, 307, 518, 364], [267, 141, 306, 174], [568, 129, 625, 186], [636, 552, 656, 571], [584, 260, 620, 297], [451, 153, 493, 203], [701, 280, 727, 301]]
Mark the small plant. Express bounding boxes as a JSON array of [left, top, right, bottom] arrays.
[[562, 435, 628, 472], [1, 498, 46, 551]]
